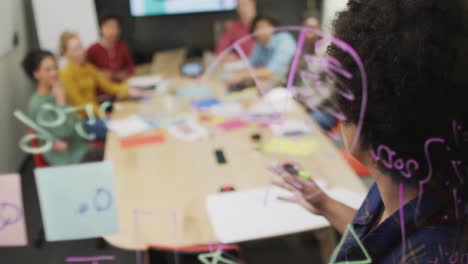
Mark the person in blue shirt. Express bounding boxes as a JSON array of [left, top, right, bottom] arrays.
[[274, 0, 468, 263], [227, 14, 296, 91]]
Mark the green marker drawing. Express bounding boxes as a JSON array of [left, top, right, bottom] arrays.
[[19, 133, 54, 154], [14, 110, 55, 154], [198, 251, 238, 264], [328, 224, 371, 264], [36, 103, 67, 128], [99, 101, 112, 120]]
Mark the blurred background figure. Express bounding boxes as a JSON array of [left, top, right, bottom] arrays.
[[303, 9, 322, 54], [59, 32, 143, 140], [22, 50, 103, 166], [86, 13, 135, 83], [226, 14, 296, 91], [298, 9, 338, 132], [215, 0, 257, 60]]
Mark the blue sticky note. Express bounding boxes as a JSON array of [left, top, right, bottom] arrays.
[[176, 86, 211, 97], [192, 97, 221, 109], [34, 161, 118, 242]]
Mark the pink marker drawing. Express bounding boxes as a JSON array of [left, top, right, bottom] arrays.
[[65, 256, 114, 264]]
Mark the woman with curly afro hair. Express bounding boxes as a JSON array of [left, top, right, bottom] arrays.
[[274, 0, 468, 262]]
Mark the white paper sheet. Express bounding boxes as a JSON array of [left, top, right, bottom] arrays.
[[128, 75, 163, 89], [249, 88, 293, 115], [270, 120, 313, 137], [209, 102, 245, 118], [206, 185, 366, 243], [107, 115, 154, 138]]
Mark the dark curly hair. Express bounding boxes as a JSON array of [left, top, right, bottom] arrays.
[[329, 0, 468, 186], [21, 50, 55, 81], [250, 14, 281, 34]]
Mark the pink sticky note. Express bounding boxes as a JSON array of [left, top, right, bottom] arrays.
[[0, 174, 28, 247], [218, 119, 248, 131]]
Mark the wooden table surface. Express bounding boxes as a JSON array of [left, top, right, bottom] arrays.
[[104, 49, 367, 251]]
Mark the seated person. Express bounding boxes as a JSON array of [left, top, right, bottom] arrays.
[[227, 14, 297, 91], [59, 32, 143, 140], [22, 50, 104, 165], [215, 0, 257, 59], [299, 10, 338, 132], [274, 0, 468, 262], [86, 14, 135, 82]]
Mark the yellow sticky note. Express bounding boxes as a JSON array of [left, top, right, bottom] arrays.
[[211, 116, 226, 125], [227, 89, 258, 101], [263, 138, 319, 156]]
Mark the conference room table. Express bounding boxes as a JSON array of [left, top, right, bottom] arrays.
[[104, 48, 367, 263]]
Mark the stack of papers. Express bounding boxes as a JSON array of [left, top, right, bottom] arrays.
[[208, 102, 245, 118], [107, 115, 155, 138], [249, 88, 294, 116], [128, 75, 163, 89], [206, 185, 366, 243], [270, 120, 312, 137]]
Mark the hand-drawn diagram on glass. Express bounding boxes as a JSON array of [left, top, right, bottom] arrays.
[[0, 174, 28, 247], [34, 161, 118, 241], [14, 101, 112, 154], [329, 224, 371, 264], [65, 255, 115, 264], [203, 26, 368, 155]]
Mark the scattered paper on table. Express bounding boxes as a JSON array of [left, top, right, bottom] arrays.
[[263, 138, 318, 156], [168, 119, 209, 141], [192, 97, 221, 110], [128, 75, 163, 89], [209, 102, 245, 118], [206, 185, 366, 243], [200, 115, 226, 125], [107, 115, 155, 138], [176, 86, 211, 97], [249, 88, 293, 116], [270, 120, 312, 137], [0, 174, 28, 247], [120, 132, 166, 149], [34, 161, 118, 241], [218, 119, 248, 131], [249, 101, 291, 116], [226, 89, 258, 101], [223, 60, 246, 72]]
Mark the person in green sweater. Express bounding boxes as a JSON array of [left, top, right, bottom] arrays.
[[22, 50, 103, 166]]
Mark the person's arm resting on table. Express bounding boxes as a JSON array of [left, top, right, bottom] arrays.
[[92, 64, 129, 99]]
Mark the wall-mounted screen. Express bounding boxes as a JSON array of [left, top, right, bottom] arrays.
[[130, 0, 237, 17]]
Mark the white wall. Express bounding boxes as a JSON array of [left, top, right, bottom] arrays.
[[32, 0, 99, 54], [0, 0, 34, 173], [322, 0, 348, 33], [0, 0, 15, 57]]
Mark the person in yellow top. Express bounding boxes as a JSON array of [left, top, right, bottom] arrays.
[[59, 32, 144, 140]]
